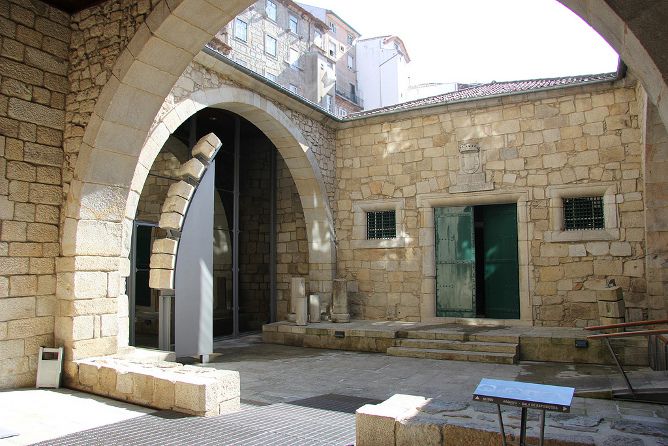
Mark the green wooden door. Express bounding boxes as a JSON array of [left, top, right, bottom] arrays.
[[435, 207, 476, 317], [482, 204, 520, 319]]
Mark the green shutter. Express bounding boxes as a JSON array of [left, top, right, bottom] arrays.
[[435, 206, 476, 317]]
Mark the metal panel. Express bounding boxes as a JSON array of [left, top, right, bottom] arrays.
[[175, 161, 215, 359], [435, 206, 476, 317], [482, 204, 520, 319]]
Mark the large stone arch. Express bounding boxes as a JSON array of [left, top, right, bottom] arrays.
[[132, 84, 336, 297]]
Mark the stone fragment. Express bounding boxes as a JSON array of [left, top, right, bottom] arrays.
[[149, 269, 174, 290], [166, 181, 195, 201], [178, 157, 206, 182], [192, 133, 221, 162], [152, 238, 178, 255], [161, 195, 189, 215], [158, 212, 184, 231]]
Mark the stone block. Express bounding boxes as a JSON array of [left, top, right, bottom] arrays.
[[153, 238, 178, 255], [0, 296, 35, 322], [596, 287, 624, 302], [150, 253, 176, 269], [78, 362, 99, 387], [192, 133, 221, 161], [149, 268, 174, 290], [161, 195, 189, 215], [598, 299, 625, 318], [166, 181, 195, 200], [178, 157, 206, 181], [158, 212, 184, 231], [396, 415, 442, 446]]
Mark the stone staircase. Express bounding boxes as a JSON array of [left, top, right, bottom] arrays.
[[386, 329, 519, 364]]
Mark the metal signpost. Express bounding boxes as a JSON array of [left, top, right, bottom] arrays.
[[473, 378, 574, 446]]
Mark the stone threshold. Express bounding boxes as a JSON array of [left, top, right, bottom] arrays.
[[67, 347, 240, 416], [262, 320, 648, 366]]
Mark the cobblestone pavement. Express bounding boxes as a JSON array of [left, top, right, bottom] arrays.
[[3, 334, 668, 445]]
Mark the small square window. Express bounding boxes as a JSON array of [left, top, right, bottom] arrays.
[[367, 210, 396, 239], [289, 14, 298, 34], [266, 0, 277, 21], [563, 197, 604, 230], [234, 18, 248, 42], [265, 35, 277, 57]]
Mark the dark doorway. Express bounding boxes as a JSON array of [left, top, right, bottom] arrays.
[[435, 203, 520, 319], [172, 110, 276, 338]]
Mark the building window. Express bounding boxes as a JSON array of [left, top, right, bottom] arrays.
[[329, 21, 336, 33], [288, 84, 298, 94], [546, 183, 619, 242], [347, 54, 354, 69], [339, 108, 347, 118], [367, 211, 397, 240], [347, 33, 354, 45], [266, 0, 277, 21], [265, 35, 277, 57], [289, 14, 298, 34], [289, 47, 299, 68], [329, 42, 337, 58], [234, 18, 248, 42], [265, 71, 277, 82], [314, 30, 323, 48], [563, 197, 604, 230], [325, 94, 333, 112]]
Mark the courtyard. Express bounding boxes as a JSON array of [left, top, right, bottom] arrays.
[[1, 336, 667, 445]]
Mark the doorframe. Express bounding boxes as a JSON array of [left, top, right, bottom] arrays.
[[417, 190, 533, 325]]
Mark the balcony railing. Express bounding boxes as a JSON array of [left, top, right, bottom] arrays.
[[335, 87, 363, 108]]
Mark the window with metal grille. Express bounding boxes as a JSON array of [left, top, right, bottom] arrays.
[[563, 197, 604, 230], [367, 211, 396, 239]]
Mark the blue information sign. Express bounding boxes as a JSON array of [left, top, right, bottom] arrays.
[[473, 378, 574, 412]]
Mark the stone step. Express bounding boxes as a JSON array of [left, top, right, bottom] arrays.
[[386, 346, 517, 365], [400, 330, 519, 344], [397, 338, 518, 354]]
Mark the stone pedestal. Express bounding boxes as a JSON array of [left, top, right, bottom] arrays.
[[308, 294, 320, 323], [596, 286, 625, 331], [288, 277, 305, 323], [295, 297, 307, 326], [332, 279, 350, 323]]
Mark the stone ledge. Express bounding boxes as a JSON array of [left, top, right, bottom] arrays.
[[69, 350, 240, 417], [356, 394, 665, 446]]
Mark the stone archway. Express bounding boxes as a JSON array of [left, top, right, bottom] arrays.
[[133, 84, 336, 313]]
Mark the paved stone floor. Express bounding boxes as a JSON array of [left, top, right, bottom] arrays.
[[1, 334, 667, 445]]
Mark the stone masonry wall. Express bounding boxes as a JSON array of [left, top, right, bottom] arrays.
[[335, 79, 646, 327], [161, 61, 337, 204], [276, 156, 309, 319], [0, 0, 70, 388], [63, 0, 158, 191]]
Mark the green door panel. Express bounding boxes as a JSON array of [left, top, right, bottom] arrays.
[[482, 204, 520, 319], [435, 206, 476, 317]]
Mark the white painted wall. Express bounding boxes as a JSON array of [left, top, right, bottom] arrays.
[[357, 37, 410, 110]]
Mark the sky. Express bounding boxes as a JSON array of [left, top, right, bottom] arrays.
[[301, 0, 619, 86]]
